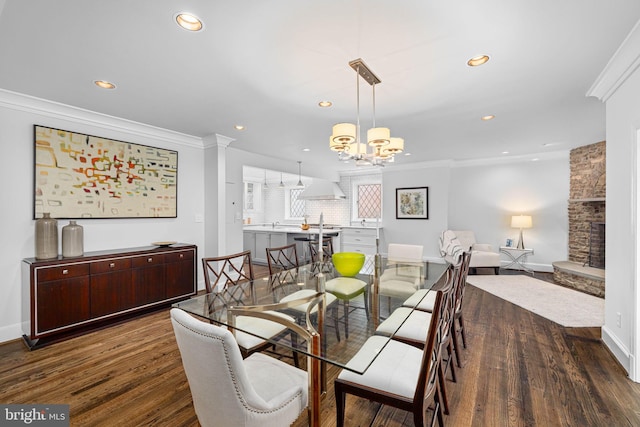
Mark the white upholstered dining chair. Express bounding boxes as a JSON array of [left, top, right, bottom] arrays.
[[377, 244, 425, 312], [170, 308, 308, 427]]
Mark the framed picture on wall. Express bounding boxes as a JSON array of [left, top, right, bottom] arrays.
[[34, 125, 178, 219], [396, 187, 429, 219]]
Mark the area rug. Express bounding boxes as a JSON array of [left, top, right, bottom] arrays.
[[466, 274, 604, 327]]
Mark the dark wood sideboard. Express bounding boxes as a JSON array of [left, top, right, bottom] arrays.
[[22, 243, 197, 349]]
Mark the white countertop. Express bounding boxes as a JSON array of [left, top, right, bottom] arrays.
[[243, 226, 337, 233], [243, 225, 382, 233]]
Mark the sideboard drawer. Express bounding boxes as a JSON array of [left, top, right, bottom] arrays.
[[36, 264, 90, 281], [131, 254, 165, 268], [164, 250, 194, 263], [90, 258, 132, 274]]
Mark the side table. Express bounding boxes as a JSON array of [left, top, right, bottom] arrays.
[[499, 246, 534, 275]]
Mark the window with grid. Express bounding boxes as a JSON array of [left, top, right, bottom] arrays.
[[289, 188, 306, 218], [355, 183, 381, 220]]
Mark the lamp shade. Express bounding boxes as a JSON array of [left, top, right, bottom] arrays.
[[346, 142, 367, 155], [329, 136, 346, 152], [332, 123, 356, 144], [511, 215, 532, 229], [383, 137, 404, 154], [367, 127, 390, 146]]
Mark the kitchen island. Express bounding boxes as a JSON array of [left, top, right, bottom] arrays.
[[243, 225, 383, 265], [243, 225, 342, 264]]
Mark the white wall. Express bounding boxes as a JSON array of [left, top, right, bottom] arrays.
[[0, 90, 206, 343], [600, 57, 640, 379], [587, 18, 640, 381], [448, 154, 569, 271], [381, 164, 452, 260]]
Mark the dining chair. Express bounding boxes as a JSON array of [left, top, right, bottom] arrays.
[[402, 251, 472, 367], [170, 309, 308, 427], [309, 238, 369, 338], [375, 264, 458, 415], [308, 237, 334, 273], [266, 243, 341, 343], [334, 290, 446, 427], [202, 250, 299, 367], [378, 244, 425, 314]]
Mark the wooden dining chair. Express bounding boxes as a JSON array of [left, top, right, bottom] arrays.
[[374, 264, 458, 415], [202, 250, 299, 366], [334, 290, 446, 427], [402, 251, 472, 367], [308, 237, 334, 273], [266, 243, 341, 343]]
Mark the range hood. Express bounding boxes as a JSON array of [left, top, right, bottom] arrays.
[[298, 179, 346, 200]]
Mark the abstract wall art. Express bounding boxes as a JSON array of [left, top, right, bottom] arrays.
[[34, 125, 178, 219], [396, 187, 429, 219]]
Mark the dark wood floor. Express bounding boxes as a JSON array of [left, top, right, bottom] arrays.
[[1, 272, 639, 426]]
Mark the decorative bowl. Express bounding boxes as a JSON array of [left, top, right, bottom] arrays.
[[301, 223, 310, 230], [332, 252, 365, 277]]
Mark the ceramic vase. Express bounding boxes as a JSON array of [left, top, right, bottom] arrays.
[[62, 220, 84, 257], [35, 213, 58, 260]]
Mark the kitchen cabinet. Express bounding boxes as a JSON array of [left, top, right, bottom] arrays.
[[243, 231, 256, 259], [22, 244, 197, 349], [341, 227, 379, 255], [341, 227, 381, 273], [253, 231, 287, 264]]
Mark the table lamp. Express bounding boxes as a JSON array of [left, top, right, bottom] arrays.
[[511, 215, 532, 250]]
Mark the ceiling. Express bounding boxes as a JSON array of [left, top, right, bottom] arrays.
[[1, 1, 639, 174]]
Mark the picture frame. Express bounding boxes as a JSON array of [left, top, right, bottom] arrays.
[[396, 187, 429, 219], [34, 125, 178, 219], [506, 238, 513, 247]]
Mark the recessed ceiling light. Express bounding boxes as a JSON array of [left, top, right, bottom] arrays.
[[175, 13, 203, 31], [318, 101, 332, 107], [94, 80, 116, 89], [234, 125, 245, 131], [532, 158, 540, 162], [467, 55, 490, 67], [404, 152, 412, 156], [502, 151, 509, 155], [302, 148, 310, 152], [481, 115, 495, 121]]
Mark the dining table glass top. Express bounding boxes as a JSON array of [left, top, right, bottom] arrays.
[[173, 256, 450, 374]]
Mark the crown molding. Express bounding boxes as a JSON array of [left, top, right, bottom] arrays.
[[0, 88, 203, 148], [587, 19, 640, 102], [451, 150, 568, 168]]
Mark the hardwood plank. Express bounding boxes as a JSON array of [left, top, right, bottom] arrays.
[[1, 272, 639, 426]]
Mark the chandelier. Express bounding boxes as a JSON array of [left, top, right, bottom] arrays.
[[329, 58, 404, 166]]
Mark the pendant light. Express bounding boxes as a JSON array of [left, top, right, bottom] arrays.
[[329, 58, 404, 166], [279, 173, 285, 188], [296, 161, 304, 188], [263, 170, 268, 189]]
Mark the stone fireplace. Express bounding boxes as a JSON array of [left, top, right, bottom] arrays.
[[588, 222, 605, 269], [553, 141, 606, 297]]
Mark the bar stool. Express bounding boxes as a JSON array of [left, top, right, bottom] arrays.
[[293, 235, 314, 263]]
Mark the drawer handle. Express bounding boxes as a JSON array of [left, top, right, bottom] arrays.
[[355, 238, 361, 242], [62, 269, 69, 275], [148, 257, 153, 263], [110, 262, 116, 268]]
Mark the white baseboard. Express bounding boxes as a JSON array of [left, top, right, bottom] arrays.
[[0, 322, 24, 345], [602, 325, 632, 378]]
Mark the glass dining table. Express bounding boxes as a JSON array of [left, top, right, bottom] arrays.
[[173, 254, 450, 427]]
